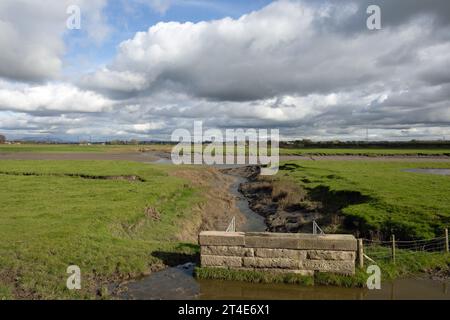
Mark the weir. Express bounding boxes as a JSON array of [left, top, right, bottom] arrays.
[[199, 231, 357, 275]]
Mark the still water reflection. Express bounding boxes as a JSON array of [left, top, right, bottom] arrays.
[[198, 278, 449, 300], [125, 264, 450, 300]]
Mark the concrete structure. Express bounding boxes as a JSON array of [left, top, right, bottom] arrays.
[[199, 231, 357, 275]]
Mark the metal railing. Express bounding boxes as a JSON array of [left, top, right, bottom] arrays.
[[313, 220, 325, 235], [226, 216, 236, 232]]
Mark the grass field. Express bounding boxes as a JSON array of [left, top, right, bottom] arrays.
[[280, 148, 450, 156], [0, 160, 203, 299], [278, 161, 450, 239], [3, 144, 450, 157]]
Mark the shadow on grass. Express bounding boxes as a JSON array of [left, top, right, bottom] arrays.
[[308, 185, 372, 213], [151, 243, 200, 267]]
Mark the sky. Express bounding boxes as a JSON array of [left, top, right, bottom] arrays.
[[0, 0, 449, 142]]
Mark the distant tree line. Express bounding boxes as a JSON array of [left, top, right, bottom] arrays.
[[0, 134, 6, 144], [280, 139, 450, 149]]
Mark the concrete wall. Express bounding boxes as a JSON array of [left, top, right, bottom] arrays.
[[199, 231, 357, 275]]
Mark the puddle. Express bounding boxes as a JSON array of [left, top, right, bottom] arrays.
[[403, 168, 450, 176]]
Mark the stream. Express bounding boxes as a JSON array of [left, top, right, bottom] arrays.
[[124, 262, 450, 300], [122, 159, 450, 300]]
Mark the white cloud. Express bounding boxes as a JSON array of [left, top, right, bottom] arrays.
[[0, 83, 113, 113], [0, 0, 109, 82]]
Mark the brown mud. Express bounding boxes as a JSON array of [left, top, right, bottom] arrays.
[[169, 167, 247, 242], [221, 166, 336, 233]]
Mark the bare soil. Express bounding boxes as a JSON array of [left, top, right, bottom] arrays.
[[170, 167, 246, 242]]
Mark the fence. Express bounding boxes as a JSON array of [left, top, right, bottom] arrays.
[[226, 216, 236, 232], [358, 228, 449, 267]]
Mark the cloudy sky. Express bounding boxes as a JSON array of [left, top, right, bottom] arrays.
[[0, 0, 449, 141]]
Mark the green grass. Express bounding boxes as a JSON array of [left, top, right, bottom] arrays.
[[280, 148, 450, 156], [364, 247, 450, 280], [195, 267, 315, 286], [5, 144, 450, 157], [0, 160, 202, 299], [278, 161, 450, 239]]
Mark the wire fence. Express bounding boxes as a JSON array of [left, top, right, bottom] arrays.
[[362, 233, 449, 264]]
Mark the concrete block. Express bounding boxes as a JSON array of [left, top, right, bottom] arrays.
[[199, 231, 245, 246], [201, 255, 243, 268], [244, 232, 357, 251], [202, 245, 254, 257], [300, 260, 355, 275], [297, 238, 357, 251], [242, 257, 298, 269], [245, 233, 299, 249], [255, 248, 306, 260], [307, 250, 356, 261]]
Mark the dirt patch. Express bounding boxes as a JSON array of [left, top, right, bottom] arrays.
[[144, 206, 161, 221], [169, 167, 246, 242]]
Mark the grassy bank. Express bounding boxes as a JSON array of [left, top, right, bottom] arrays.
[[277, 161, 450, 239], [0, 160, 203, 299], [195, 267, 314, 286]]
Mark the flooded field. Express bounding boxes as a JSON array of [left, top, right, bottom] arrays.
[[404, 168, 450, 176]]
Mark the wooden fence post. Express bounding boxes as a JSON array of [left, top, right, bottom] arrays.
[[391, 234, 396, 264], [358, 239, 364, 269], [445, 228, 449, 253]]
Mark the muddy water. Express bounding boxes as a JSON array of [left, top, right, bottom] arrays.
[[404, 168, 450, 176], [198, 278, 450, 300], [124, 263, 450, 300], [228, 175, 266, 232]]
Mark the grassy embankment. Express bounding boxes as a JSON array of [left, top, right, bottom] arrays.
[[277, 161, 450, 239], [0, 160, 204, 299]]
